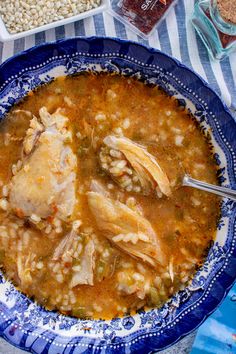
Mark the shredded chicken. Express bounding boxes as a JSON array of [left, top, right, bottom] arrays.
[[100, 135, 171, 197], [70, 239, 95, 287], [90, 179, 108, 197], [52, 229, 77, 261], [8, 107, 77, 220], [53, 229, 96, 287], [23, 115, 44, 155], [87, 183, 166, 267], [17, 252, 35, 288]]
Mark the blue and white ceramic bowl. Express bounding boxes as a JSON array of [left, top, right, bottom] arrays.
[[0, 37, 235, 354]]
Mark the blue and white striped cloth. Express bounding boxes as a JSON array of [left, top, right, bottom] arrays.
[[0, 0, 235, 115]]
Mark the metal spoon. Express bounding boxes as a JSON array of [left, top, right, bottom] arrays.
[[99, 137, 236, 202], [183, 175, 236, 202]]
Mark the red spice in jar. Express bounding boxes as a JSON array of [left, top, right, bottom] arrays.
[[112, 0, 176, 36], [216, 0, 236, 48], [218, 32, 236, 48], [205, 8, 236, 49]]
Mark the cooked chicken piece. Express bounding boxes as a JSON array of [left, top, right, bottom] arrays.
[[90, 179, 109, 197], [70, 239, 95, 287], [23, 115, 44, 155], [99, 135, 171, 198], [87, 186, 166, 268], [8, 107, 77, 220], [52, 229, 78, 261], [17, 252, 35, 288], [53, 228, 95, 287]]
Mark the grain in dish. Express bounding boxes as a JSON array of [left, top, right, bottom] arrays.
[[0, 73, 220, 319], [0, 0, 101, 34]]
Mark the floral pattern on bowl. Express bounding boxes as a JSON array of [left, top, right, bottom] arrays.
[[0, 37, 235, 354]]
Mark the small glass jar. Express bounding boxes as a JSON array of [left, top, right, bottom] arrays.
[[191, 0, 236, 60]]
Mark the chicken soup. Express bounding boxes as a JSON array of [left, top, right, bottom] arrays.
[[0, 74, 220, 319]]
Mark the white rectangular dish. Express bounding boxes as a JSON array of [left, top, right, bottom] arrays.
[[0, 0, 108, 42]]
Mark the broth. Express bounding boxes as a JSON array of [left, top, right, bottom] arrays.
[[0, 74, 220, 319]]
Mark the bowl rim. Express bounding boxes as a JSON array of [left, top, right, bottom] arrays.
[[0, 36, 236, 354]]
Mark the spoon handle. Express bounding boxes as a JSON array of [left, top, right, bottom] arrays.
[[183, 175, 236, 202]]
